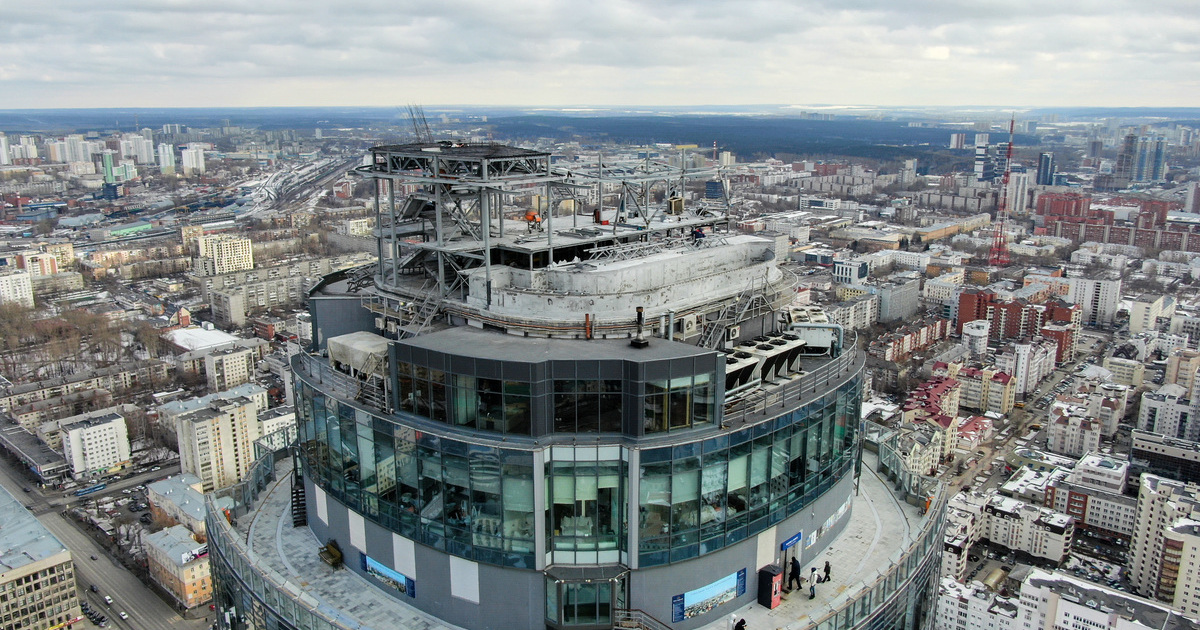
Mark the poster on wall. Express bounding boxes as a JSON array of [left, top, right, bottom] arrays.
[[804, 495, 853, 549], [360, 552, 416, 597], [670, 568, 747, 623]]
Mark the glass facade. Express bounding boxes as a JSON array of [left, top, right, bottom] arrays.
[[637, 380, 859, 566], [209, 408, 943, 630], [388, 343, 721, 439], [296, 368, 861, 570]]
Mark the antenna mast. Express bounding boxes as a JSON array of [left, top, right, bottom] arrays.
[[988, 116, 1016, 267]]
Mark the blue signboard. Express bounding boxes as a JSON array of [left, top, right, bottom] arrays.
[[671, 568, 747, 622], [781, 531, 803, 551]]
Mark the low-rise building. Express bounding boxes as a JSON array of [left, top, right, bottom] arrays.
[[146, 525, 213, 609], [0, 361, 167, 413]]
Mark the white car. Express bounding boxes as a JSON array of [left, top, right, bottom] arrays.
[[103, 596, 113, 605], [118, 612, 128, 620]]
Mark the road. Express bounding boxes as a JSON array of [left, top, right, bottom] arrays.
[[0, 457, 209, 630]]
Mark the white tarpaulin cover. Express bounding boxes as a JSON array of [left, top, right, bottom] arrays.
[[327, 331, 390, 376]]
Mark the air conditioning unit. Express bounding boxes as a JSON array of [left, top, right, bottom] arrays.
[[725, 326, 741, 342], [386, 320, 398, 333], [681, 315, 698, 336], [374, 317, 384, 330]]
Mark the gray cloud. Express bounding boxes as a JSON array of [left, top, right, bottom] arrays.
[[1, 0, 1198, 108]]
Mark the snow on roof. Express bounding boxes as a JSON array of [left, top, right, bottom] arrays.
[[164, 326, 240, 352]]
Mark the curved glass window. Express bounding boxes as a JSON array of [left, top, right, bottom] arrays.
[[297, 386, 538, 568], [635, 377, 862, 567], [297, 368, 861, 570]]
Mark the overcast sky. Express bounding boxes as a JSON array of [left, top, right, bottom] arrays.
[[2, 0, 1198, 110]]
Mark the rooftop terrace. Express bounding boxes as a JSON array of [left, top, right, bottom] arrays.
[[215, 449, 931, 630]]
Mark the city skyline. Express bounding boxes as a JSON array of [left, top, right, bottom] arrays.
[[3, 0, 1199, 110]]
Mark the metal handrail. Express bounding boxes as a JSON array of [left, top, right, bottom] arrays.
[[612, 608, 674, 630]]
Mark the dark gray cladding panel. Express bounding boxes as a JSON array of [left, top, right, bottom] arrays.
[[309, 296, 376, 352]]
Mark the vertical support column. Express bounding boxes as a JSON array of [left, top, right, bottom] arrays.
[[373, 175, 383, 285], [433, 156, 445, 296], [481, 159, 492, 309], [533, 447, 547, 571], [626, 447, 639, 570], [388, 178, 397, 288]]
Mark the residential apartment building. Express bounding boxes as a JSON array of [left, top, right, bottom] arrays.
[[1023, 272, 1122, 327], [194, 235, 254, 277], [175, 396, 263, 492], [875, 273, 921, 322], [1129, 474, 1200, 605], [191, 258, 334, 300], [210, 276, 310, 327], [1138, 383, 1196, 440], [146, 525, 212, 608], [1046, 406, 1101, 459], [1166, 350, 1200, 394], [1015, 569, 1195, 630], [1044, 454, 1137, 541], [157, 383, 269, 429], [146, 474, 211, 536], [0, 361, 168, 413], [942, 491, 989, 582], [1131, 295, 1174, 334], [867, 317, 952, 362], [59, 411, 131, 479], [203, 346, 256, 392], [1103, 355, 1146, 387], [984, 494, 1074, 563], [941, 490, 1074, 582], [995, 338, 1057, 397], [932, 363, 1015, 415], [935, 580, 1017, 630], [0, 485, 81, 630], [0, 268, 34, 308], [824, 293, 879, 331]]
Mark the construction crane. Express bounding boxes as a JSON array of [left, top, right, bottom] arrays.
[[405, 104, 435, 143], [988, 116, 1016, 267]]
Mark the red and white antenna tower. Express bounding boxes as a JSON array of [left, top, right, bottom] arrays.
[[988, 116, 1016, 267]]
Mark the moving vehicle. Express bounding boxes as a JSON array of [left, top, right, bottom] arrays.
[[103, 596, 113, 605], [74, 483, 107, 497]]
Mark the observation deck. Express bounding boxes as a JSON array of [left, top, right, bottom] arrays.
[[209, 436, 940, 630]]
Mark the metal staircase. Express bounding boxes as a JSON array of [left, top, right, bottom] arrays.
[[290, 469, 307, 527], [699, 274, 773, 349]]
